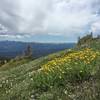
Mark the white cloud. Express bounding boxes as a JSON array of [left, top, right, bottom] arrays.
[[0, 24, 8, 33], [0, 0, 100, 40], [43, 0, 100, 37], [0, 34, 22, 39], [91, 19, 100, 34]]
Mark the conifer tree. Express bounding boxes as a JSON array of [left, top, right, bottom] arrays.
[[25, 45, 33, 58]]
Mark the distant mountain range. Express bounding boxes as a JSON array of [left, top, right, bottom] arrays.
[[0, 41, 75, 59]]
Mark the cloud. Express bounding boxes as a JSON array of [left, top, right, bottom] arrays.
[[91, 19, 100, 35], [44, 0, 100, 37], [0, 24, 8, 33], [0, 0, 100, 41], [0, 34, 31, 42]]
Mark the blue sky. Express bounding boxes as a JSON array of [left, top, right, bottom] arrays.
[[0, 0, 100, 43]]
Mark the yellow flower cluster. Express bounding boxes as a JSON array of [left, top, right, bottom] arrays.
[[40, 48, 100, 74]]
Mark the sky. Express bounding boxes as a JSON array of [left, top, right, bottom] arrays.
[[0, 0, 100, 43]]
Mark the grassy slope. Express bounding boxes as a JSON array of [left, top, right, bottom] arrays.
[[0, 50, 69, 100], [0, 39, 100, 100]]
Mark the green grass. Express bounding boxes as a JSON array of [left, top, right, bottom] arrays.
[[0, 39, 100, 100]]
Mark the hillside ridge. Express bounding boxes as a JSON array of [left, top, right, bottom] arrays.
[[0, 35, 100, 100]]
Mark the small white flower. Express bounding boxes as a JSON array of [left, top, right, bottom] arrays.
[[64, 90, 68, 94], [31, 95, 34, 98], [6, 80, 9, 84], [30, 78, 33, 81]]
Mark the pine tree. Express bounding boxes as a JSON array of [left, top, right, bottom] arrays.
[[25, 45, 33, 58], [77, 36, 81, 45], [90, 32, 93, 38]]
